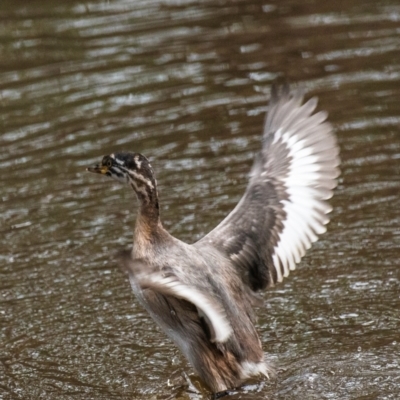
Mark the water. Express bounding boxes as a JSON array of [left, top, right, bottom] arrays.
[[1, 0, 400, 398]]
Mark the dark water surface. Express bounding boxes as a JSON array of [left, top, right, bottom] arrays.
[[1, 0, 399, 399]]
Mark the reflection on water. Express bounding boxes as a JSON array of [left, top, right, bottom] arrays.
[[1, 0, 400, 399]]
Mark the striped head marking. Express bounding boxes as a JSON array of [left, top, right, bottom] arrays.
[[87, 152, 157, 203]]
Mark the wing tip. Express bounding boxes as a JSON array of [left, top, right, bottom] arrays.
[[267, 82, 340, 286]]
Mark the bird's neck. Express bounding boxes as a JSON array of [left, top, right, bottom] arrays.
[[131, 177, 160, 224], [137, 200, 161, 229], [130, 178, 166, 256]]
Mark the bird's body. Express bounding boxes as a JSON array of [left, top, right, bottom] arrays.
[[88, 84, 340, 395], [130, 224, 268, 392]]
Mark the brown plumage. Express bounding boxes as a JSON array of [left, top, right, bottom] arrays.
[[87, 84, 340, 396]]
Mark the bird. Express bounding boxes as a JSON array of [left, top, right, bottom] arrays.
[[87, 84, 340, 397]]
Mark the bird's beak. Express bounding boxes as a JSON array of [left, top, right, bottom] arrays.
[[86, 164, 108, 174]]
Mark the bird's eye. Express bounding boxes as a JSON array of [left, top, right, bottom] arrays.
[[106, 159, 113, 168]]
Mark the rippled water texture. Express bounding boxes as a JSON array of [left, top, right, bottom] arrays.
[[1, 0, 400, 399]]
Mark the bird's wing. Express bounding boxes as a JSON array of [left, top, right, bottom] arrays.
[[196, 84, 340, 291], [118, 254, 232, 343]]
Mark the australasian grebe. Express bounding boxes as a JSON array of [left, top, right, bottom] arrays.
[[88, 83, 340, 397]]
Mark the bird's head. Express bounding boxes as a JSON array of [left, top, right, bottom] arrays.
[[87, 152, 157, 205]]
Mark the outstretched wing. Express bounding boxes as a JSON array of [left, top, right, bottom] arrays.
[[118, 253, 232, 343], [196, 84, 340, 291]]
